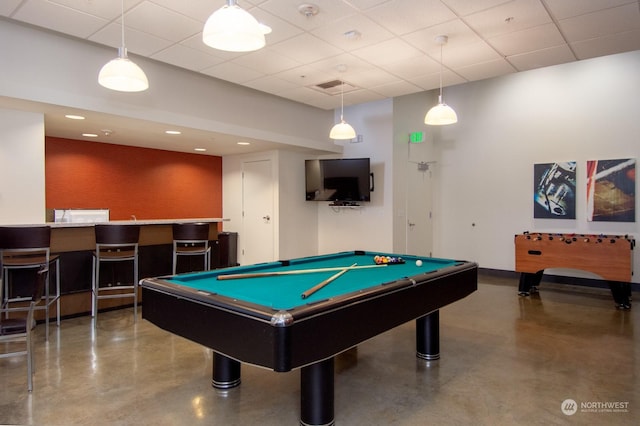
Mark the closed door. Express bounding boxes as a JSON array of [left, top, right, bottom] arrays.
[[242, 159, 275, 264], [406, 164, 433, 257]]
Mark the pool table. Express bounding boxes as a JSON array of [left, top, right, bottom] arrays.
[[141, 250, 477, 426]]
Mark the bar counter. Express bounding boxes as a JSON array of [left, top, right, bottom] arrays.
[[2, 218, 231, 320], [47, 218, 226, 252]]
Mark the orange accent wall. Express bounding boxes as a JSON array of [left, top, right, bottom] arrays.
[[45, 137, 222, 220]]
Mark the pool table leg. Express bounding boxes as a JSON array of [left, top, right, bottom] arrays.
[[416, 311, 440, 361], [300, 357, 334, 426], [211, 352, 241, 389]]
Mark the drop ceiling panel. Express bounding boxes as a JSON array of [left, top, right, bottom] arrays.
[[370, 80, 423, 98], [464, 0, 553, 39], [230, 48, 302, 75], [365, 0, 458, 35], [310, 14, 395, 51], [243, 76, 300, 95], [453, 58, 517, 82], [352, 38, 425, 66], [125, 1, 201, 42], [558, 4, 640, 42], [152, 44, 227, 72], [543, 0, 637, 20], [380, 55, 441, 80], [441, 0, 514, 17], [307, 53, 377, 76], [442, 41, 503, 69], [48, 0, 141, 20], [402, 19, 483, 54], [90, 22, 173, 57], [272, 64, 336, 87], [12, 0, 109, 38], [346, 68, 402, 88], [0, 0, 22, 16], [507, 44, 576, 71], [260, 0, 358, 31], [488, 22, 566, 56], [201, 61, 266, 84], [268, 33, 344, 64], [571, 29, 640, 60]]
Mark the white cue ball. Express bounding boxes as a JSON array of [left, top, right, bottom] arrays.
[[415, 260, 423, 267]]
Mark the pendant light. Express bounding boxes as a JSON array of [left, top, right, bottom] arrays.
[[425, 35, 457, 125], [98, 0, 148, 92], [330, 80, 356, 141], [203, 0, 270, 52]]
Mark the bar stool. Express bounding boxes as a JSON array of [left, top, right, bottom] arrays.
[[0, 266, 48, 392], [0, 226, 61, 341], [92, 224, 140, 325], [172, 223, 211, 275]]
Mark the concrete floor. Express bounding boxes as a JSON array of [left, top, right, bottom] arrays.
[[1, 273, 638, 425]]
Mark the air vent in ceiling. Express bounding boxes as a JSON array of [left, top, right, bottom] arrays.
[[310, 80, 357, 95]]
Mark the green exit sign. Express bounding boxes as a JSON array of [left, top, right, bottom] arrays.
[[409, 132, 425, 143]]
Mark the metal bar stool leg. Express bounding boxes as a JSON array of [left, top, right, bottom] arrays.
[[133, 250, 138, 322]]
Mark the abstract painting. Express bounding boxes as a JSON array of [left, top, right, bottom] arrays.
[[533, 162, 576, 219], [587, 158, 635, 222]]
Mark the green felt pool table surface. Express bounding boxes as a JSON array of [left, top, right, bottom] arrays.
[[166, 251, 461, 310]]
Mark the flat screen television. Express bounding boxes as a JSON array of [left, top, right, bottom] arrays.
[[305, 158, 372, 205]]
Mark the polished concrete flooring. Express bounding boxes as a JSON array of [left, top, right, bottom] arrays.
[[1, 273, 638, 425]]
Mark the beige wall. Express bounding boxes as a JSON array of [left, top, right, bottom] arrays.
[[0, 109, 45, 224]]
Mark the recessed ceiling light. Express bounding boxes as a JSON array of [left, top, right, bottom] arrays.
[[237, 141, 251, 145], [194, 148, 207, 152], [165, 130, 181, 135], [65, 114, 85, 120], [82, 133, 98, 138]]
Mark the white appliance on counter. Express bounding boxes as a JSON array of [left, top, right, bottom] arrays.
[[54, 209, 110, 223]]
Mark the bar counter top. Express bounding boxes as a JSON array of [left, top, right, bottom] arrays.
[[46, 217, 227, 228], [36, 218, 228, 252]]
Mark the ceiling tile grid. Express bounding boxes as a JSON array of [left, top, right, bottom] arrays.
[[1, 0, 638, 113], [0, 0, 640, 153]]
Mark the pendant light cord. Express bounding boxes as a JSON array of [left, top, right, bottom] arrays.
[[120, 0, 125, 49], [438, 43, 443, 103], [340, 80, 345, 120]]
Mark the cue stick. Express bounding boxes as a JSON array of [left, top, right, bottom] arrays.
[[216, 263, 387, 280], [301, 263, 358, 299]]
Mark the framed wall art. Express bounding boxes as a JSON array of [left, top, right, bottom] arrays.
[[533, 162, 576, 219], [586, 158, 635, 222]]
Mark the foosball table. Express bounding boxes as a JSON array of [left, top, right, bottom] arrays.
[[514, 232, 635, 309]]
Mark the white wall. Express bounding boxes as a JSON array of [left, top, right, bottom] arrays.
[[222, 99, 395, 261], [391, 91, 439, 254], [392, 49, 640, 281], [0, 109, 46, 224], [277, 150, 319, 260], [222, 150, 318, 264], [316, 98, 395, 254]]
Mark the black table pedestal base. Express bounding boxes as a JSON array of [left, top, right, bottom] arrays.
[[300, 357, 334, 426], [416, 311, 440, 361], [211, 352, 241, 389]]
